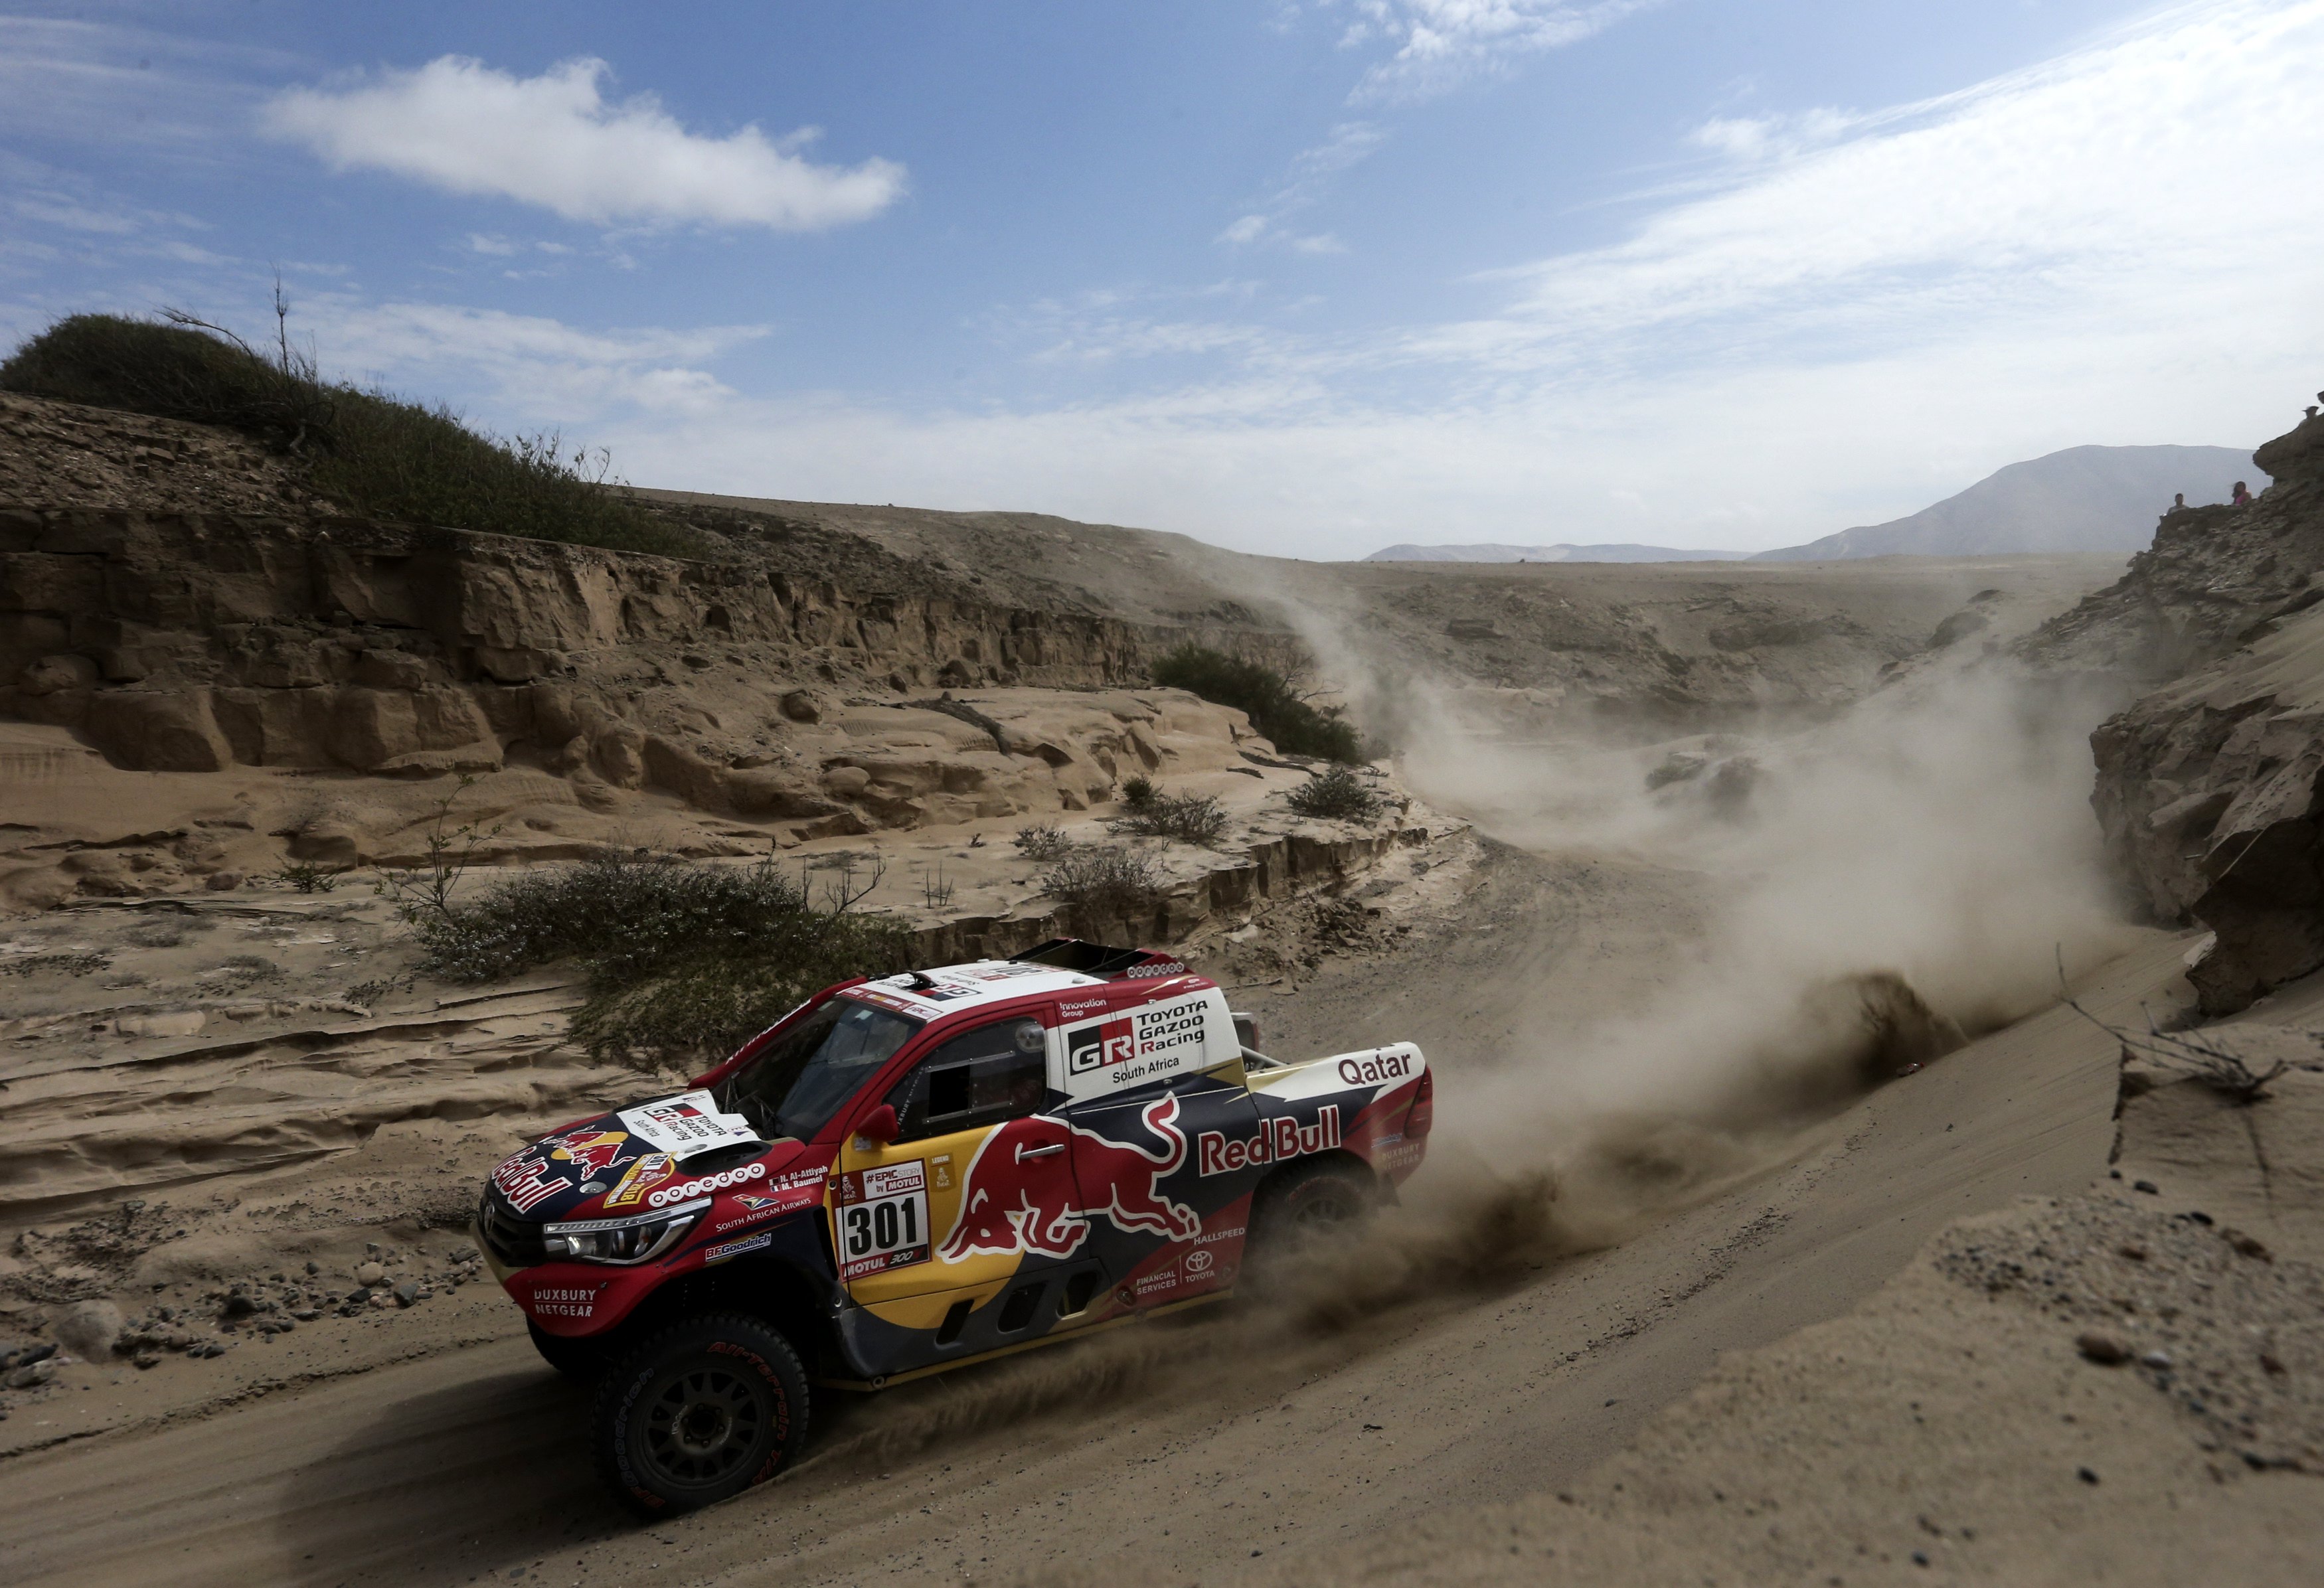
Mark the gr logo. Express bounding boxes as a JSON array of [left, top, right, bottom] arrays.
[[1068, 1017, 1136, 1074]]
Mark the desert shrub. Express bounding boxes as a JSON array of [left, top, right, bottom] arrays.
[[1120, 775, 1157, 809], [275, 861, 341, 894], [1107, 789, 1228, 846], [0, 311, 330, 441], [1013, 822, 1074, 861], [414, 849, 914, 1062], [0, 313, 701, 558], [1038, 843, 1166, 925], [1149, 644, 1364, 763], [1284, 765, 1386, 823]]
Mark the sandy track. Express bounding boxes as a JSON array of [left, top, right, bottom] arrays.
[[0, 857, 2179, 1588]]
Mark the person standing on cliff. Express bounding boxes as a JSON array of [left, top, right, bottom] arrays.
[[2173, 493, 2187, 512], [2232, 481, 2254, 507]]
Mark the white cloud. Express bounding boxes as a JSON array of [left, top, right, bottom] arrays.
[[312, 300, 767, 417], [264, 56, 906, 231], [1337, 1, 1664, 104], [1427, 0, 2324, 368], [1216, 120, 1385, 252]]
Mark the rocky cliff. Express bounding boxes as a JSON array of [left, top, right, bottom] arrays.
[[2039, 409, 2324, 1012], [0, 505, 1170, 784]]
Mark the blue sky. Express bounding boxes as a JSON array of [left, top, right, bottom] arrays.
[[3, 1, 2319, 557]]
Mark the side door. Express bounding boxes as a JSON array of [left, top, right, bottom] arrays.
[[833, 1013, 1084, 1327], [1055, 985, 1264, 1305]]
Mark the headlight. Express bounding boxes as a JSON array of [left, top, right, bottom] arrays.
[[540, 1198, 710, 1265]]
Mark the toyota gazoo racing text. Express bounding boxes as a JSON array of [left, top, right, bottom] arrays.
[[475, 938, 1434, 1514]]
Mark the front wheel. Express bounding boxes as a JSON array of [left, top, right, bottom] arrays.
[[594, 1312, 810, 1516]]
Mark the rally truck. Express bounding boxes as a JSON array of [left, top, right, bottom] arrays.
[[475, 938, 1432, 1514]]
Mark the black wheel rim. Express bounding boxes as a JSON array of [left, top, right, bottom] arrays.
[[1291, 1185, 1362, 1231], [639, 1364, 769, 1490]]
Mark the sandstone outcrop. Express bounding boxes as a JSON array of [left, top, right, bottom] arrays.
[[0, 505, 1189, 803], [2071, 409, 2324, 1012]]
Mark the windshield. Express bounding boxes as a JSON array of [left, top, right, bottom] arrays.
[[719, 996, 922, 1143]]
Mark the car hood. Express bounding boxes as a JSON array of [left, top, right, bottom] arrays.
[[486, 1088, 802, 1224]]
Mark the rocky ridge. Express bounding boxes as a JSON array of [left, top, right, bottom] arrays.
[[2026, 409, 2324, 1012]]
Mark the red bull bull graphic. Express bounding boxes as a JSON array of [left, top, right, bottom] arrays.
[[936, 1118, 1085, 1261], [937, 1095, 1200, 1262], [548, 1129, 630, 1181], [1197, 1105, 1341, 1176], [1072, 1094, 1201, 1242]]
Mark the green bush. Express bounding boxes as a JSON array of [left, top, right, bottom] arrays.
[[1284, 765, 1387, 823], [1038, 843, 1166, 927], [1013, 822, 1074, 861], [414, 850, 914, 1062], [1149, 644, 1365, 763], [0, 313, 701, 557], [1107, 788, 1228, 846]]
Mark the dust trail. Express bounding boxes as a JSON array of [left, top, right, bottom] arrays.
[[1270, 582, 2141, 1234], [811, 621, 2142, 1467], [789, 1170, 1582, 1476]]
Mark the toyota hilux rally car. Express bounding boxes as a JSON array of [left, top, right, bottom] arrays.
[[476, 938, 1432, 1514]]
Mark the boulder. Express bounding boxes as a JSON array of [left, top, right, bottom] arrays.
[[592, 726, 646, 789], [52, 1300, 124, 1362], [19, 653, 98, 696], [85, 689, 235, 771]]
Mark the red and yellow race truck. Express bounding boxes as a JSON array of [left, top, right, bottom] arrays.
[[477, 938, 1432, 1513]]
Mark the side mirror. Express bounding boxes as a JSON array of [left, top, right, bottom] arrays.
[[855, 1103, 899, 1146]]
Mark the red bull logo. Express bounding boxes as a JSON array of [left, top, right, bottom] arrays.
[[938, 1095, 1199, 1262], [1197, 1105, 1340, 1176], [1072, 1095, 1201, 1242], [548, 1129, 629, 1180]]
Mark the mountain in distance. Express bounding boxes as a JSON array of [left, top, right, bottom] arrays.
[[1752, 444, 2258, 561], [1365, 541, 1747, 564]]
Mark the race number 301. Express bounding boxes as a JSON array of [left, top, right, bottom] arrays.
[[838, 1160, 931, 1280]]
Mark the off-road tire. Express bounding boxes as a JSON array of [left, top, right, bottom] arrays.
[[593, 1312, 809, 1516], [529, 1320, 612, 1381], [1248, 1159, 1374, 1277]]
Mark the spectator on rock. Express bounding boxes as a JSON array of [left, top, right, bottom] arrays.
[[2173, 493, 2187, 512], [2232, 481, 2254, 507]]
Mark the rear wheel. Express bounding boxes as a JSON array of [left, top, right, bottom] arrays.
[[594, 1312, 809, 1516], [1248, 1159, 1374, 1277]]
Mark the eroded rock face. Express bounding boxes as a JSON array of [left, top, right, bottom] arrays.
[[0, 505, 1170, 793], [2025, 413, 2324, 686], [2076, 411, 2324, 1012]]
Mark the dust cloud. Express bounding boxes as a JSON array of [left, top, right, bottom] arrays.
[[1297, 595, 2143, 1250], [807, 638, 2143, 1471]]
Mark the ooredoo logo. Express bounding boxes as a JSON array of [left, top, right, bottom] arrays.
[[647, 1160, 767, 1208]]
